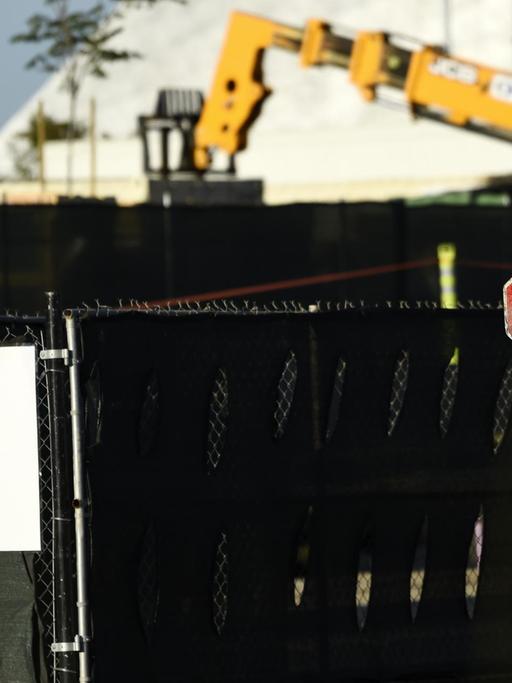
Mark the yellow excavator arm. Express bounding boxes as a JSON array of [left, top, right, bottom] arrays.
[[193, 11, 351, 170], [194, 11, 512, 171], [193, 13, 304, 170]]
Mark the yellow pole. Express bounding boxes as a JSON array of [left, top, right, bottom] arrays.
[[89, 97, 97, 197], [438, 242, 457, 310], [439, 242, 459, 388], [36, 101, 46, 192]]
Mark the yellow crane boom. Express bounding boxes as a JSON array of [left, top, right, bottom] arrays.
[[193, 11, 512, 171]]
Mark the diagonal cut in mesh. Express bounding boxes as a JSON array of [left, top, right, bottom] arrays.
[[206, 368, 229, 474], [213, 531, 229, 636], [440, 348, 459, 438], [493, 361, 512, 455], [388, 350, 409, 436], [325, 357, 346, 442], [466, 506, 484, 620], [274, 350, 297, 440], [138, 369, 160, 459], [138, 521, 160, 644], [410, 515, 428, 623], [355, 527, 373, 632], [293, 505, 313, 608]]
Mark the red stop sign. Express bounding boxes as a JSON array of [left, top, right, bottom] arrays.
[[504, 277, 512, 339]]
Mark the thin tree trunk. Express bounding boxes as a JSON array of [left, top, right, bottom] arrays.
[[60, 0, 75, 196], [66, 88, 77, 196]]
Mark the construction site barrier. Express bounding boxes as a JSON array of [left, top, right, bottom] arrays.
[[78, 303, 512, 682], [4, 299, 512, 683], [1, 201, 512, 310]]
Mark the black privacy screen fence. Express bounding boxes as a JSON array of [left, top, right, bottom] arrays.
[[80, 307, 512, 683], [2, 202, 512, 310]]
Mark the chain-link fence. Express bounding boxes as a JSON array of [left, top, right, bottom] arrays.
[[0, 320, 56, 681], [0, 301, 508, 683], [0, 305, 86, 683], [69, 302, 512, 683]]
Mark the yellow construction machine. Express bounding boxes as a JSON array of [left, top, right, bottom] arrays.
[[193, 11, 512, 169], [141, 11, 512, 181]]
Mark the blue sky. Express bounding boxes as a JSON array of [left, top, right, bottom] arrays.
[[0, 0, 97, 126]]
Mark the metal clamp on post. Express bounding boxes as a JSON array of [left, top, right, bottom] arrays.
[[51, 635, 84, 653], [40, 348, 73, 365]]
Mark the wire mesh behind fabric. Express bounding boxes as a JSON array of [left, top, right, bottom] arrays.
[[82, 309, 512, 683]]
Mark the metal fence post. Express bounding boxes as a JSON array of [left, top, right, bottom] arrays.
[[64, 310, 92, 683], [45, 292, 79, 682]]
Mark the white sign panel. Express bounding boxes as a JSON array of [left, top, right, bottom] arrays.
[[0, 346, 41, 551]]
